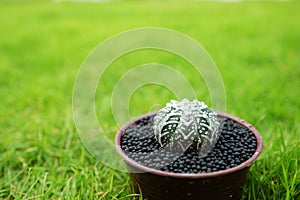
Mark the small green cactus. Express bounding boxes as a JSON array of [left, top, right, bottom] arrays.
[[154, 99, 220, 153]]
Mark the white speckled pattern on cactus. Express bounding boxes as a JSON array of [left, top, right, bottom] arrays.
[[154, 99, 220, 154]]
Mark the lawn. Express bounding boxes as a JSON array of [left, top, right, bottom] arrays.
[[0, 1, 299, 199]]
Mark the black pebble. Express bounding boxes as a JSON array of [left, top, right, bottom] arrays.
[[121, 116, 257, 174]]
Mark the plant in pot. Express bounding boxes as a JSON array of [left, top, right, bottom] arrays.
[[115, 99, 263, 200]]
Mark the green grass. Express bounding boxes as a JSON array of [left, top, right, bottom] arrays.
[[0, 1, 299, 199]]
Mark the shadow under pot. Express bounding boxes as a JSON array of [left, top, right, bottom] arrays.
[[115, 112, 263, 200]]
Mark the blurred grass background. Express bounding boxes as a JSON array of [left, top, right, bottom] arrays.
[[0, 1, 299, 199]]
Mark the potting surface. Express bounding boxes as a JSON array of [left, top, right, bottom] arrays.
[[121, 116, 257, 174]]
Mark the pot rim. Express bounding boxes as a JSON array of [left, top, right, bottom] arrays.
[[115, 111, 263, 179]]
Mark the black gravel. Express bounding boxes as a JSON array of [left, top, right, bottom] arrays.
[[120, 115, 257, 174]]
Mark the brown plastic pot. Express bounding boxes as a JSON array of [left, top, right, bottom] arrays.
[[115, 112, 263, 200]]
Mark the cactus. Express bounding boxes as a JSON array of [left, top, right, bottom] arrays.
[[154, 99, 220, 153]]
